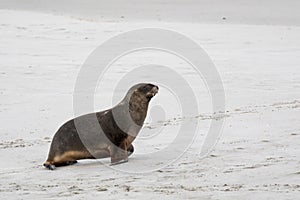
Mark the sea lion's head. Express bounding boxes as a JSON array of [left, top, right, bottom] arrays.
[[119, 83, 159, 106], [124, 83, 159, 102], [126, 83, 158, 125], [116, 83, 159, 126], [135, 83, 159, 100]]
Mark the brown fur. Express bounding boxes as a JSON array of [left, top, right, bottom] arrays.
[[43, 83, 158, 170]]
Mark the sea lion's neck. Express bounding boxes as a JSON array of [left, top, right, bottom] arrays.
[[128, 94, 149, 126]]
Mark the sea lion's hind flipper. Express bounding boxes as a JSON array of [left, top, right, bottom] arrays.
[[66, 160, 78, 165], [43, 159, 78, 170], [51, 160, 78, 167], [43, 163, 56, 170]]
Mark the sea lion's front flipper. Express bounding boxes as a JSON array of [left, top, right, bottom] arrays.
[[110, 142, 129, 165], [110, 158, 128, 166]]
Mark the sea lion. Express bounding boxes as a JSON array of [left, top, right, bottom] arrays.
[[43, 83, 159, 170]]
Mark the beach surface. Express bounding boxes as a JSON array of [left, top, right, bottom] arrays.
[[0, 1, 299, 199]]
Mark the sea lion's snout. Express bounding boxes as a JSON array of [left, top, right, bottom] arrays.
[[151, 85, 159, 96], [146, 84, 159, 98]]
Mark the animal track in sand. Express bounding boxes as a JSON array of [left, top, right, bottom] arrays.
[[142, 99, 299, 130]]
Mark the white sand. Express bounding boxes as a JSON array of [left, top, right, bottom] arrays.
[[0, 1, 300, 199]]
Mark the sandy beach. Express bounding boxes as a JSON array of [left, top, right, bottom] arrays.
[[0, 1, 299, 199]]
